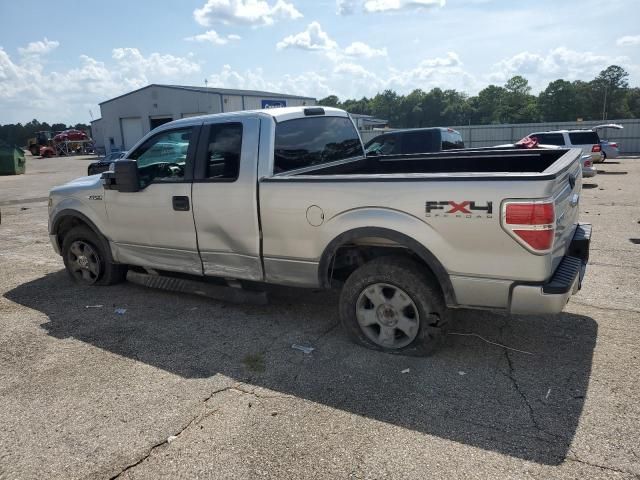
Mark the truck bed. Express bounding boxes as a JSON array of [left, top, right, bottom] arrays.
[[282, 148, 573, 177]]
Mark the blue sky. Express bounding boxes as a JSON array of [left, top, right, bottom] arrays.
[[1, 0, 639, 124]]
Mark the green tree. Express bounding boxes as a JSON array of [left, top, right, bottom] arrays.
[[498, 76, 538, 123], [469, 85, 507, 124], [318, 95, 341, 108], [591, 65, 630, 119], [538, 79, 578, 121]]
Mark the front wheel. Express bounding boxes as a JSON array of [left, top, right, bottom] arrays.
[[339, 256, 449, 356], [62, 226, 127, 286]]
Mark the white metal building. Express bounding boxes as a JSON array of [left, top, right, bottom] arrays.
[[90, 84, 316, 153]]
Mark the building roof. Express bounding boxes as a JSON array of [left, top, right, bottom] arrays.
[[99, 84, 316, 106]]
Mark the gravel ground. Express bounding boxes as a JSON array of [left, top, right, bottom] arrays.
[[1, 153, 639, 479]]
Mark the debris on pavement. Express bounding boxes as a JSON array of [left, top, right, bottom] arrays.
[[291, 344, 315, 354], [85, 305, 103, 309], [458, 371, 467, 376], [401, 368, 410, 374], [114, 308, 127, 315], [167, 435, 178, 443]]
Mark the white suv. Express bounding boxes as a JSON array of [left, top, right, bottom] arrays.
[[529, 130, 604, 163]]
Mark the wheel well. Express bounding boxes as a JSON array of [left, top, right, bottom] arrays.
[[53, 212, 102, 253], [319, 228, 456, 306]]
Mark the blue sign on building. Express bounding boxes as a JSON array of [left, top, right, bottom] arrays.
[[261, 99, 287, 109]]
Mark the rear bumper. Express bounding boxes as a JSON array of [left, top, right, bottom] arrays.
[[509, 223, 591, 314]]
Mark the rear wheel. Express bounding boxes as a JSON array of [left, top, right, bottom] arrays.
[[339, 256, 449, 356], [601, 152, 606, 163], [62, 226, 127, 286]]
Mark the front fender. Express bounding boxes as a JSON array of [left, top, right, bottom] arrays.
[[49, 196, 108, 240]]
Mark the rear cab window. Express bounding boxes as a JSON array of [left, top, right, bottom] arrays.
[[568, 131, 600, 145], [274, 116, 363, 173]]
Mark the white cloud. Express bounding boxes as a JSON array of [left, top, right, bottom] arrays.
[[18, 38, 59, 56], [193, 0, 302, 27], [336, 0, 359, 14], [364, 0, 444, 12], [207, 64, 331, 98], [277, 22, 387, 63], [336, 0, 445, 14], [344, 41, 387, 58], [489, 47, 631, 87], [616, 35, 640, 47], [185, 30, 241, 44], [0, 46, 201, 123], [277, 22, 339, 51], [334, 62, 378, 79], [386, 51, 475, 92]]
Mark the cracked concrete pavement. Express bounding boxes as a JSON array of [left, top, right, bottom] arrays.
[[1, 154, 639, 479]]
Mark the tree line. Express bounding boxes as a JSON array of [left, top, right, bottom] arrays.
[[1, 65, 638, 146], [0, 120, 91, 148], [319, 65, 640, 128]]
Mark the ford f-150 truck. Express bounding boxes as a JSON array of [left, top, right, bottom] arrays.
[[48, 107, 591, 355]]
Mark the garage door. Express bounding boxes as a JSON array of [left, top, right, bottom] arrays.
[[121, 117, 144, 150]]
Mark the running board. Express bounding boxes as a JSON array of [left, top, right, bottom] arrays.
[[126, 271, 268, 305]]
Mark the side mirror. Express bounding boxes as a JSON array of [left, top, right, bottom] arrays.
[[102, 160, 140, 192]]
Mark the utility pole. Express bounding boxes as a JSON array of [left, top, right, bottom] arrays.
[[602, 84, 608, 121]]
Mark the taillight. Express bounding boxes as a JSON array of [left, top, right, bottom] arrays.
[[502, 201, 555, 252], [609, 142, 618, 148], [584, 160, 593, 168], [591, 145, 601, 152]]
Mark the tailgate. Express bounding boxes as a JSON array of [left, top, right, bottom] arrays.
[[550, 154, 582, 271]]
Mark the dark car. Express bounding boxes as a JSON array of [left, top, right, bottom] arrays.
[[87, 151, 127, 176], [364, 127, 464, 156]]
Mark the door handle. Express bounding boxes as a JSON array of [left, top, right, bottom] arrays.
[[172, 196, 190, 211]]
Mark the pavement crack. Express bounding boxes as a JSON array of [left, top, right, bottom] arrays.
[[313, 321, 340, 345], [109, 386, 234, 479], [503, 350, 565, 443], [566, 456, 640, 477]]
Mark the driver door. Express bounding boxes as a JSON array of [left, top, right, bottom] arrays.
[[104, 125, 203, 275]]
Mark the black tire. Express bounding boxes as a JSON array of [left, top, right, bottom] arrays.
[[601, 152, 606, 163], [339, 256, 449, 356], [61, 225, 127, 286]]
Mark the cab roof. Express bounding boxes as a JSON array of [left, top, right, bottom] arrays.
[[166, 106, 348, 129]]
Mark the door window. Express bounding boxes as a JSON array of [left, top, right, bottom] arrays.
[[205, 123, 243, 180], [129, 128, 193, 186]]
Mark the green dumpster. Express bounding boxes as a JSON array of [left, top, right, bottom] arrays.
[[0, 141, 26, 175]]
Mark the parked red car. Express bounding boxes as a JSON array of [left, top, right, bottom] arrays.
[[53, 129, 89, 142]]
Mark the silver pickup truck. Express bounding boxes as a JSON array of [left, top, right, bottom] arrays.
[[48, 107, 591, 355]]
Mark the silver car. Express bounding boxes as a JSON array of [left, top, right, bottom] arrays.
[[594, 124, 623, 161]]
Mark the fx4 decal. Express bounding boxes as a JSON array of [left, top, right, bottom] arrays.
[[425, 200, 493, 218]]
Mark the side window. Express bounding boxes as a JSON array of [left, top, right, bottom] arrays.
[[274, 116, 364, 173], [205, 123, 242, 180], [403, 131, 435, 154], [129, 128, 192, 185], [532, 133, 565, 146], [379, 135, 399, 154], [568, 131, 600, 145]]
